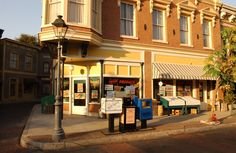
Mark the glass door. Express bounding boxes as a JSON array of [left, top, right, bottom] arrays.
[[72, 78, 87, 115]]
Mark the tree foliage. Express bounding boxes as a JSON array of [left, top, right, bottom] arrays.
[[16, 34, 38, 46], [204, 27, 236, 112]]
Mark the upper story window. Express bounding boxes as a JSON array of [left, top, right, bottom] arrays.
[[43, 62, 50, 73], [200, 7, 217, 49], [180, 15, 190, 45], [153, 9, 165, 41], [68, 0, 85, 23], [202, 20, 212, 48], [120, 2, 135, 36], [25, 55, 33, 72], [48, 0, 61, 24], [92, 0, 101, 31], [10, 52, 18, 69]]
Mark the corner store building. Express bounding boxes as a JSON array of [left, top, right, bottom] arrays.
[[39, 0, 234, 116]]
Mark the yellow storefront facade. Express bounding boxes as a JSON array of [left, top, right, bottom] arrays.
[[60, 44, 144, 115]]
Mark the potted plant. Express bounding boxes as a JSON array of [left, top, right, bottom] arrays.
[[224, 90, 236, 111]]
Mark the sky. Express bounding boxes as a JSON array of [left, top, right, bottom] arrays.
[[0, 0, 235, 39]]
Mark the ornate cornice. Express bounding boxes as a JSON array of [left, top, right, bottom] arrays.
[[177, 0, 197, 23], [150, 0, 172, 17]]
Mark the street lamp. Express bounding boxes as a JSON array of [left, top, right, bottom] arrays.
[[51, 15, 68, 142], [0, 29, 4, 38]]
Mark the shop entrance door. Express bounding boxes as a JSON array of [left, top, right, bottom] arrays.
[[72, 78, 87, 115]]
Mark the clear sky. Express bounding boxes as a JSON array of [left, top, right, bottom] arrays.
[[0, 0, 235, 39]]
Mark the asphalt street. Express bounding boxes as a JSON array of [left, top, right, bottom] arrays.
[[1, 102, 236, 153], [43, 126, 236, 153], [0, 102, 40, 153]]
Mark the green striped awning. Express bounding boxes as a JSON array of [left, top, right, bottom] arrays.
[[153, 63, 215, 80]]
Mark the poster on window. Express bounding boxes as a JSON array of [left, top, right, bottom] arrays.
[[75, 93, 86, 99], [91, 90, 98, 99], [63, 90, 69, 97], [114, 86, 122, 91], [77, 83, 84, 92], [106, 91, 115, 98], [125, 86, 135, 95], [105, 84, 113, 91]]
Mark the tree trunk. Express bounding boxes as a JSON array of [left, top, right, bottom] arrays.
[[212, 78, 220, 114]]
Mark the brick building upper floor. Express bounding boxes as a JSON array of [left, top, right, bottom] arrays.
[[39, 0, 232, 54]]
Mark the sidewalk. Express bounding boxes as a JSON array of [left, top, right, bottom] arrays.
[[20, 104, 236, 150]]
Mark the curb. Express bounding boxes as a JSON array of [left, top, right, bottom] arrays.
[[20, 122, 236, 150]]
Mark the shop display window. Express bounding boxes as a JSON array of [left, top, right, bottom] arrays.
[[176, 80, 192, 96], [104, 77, 139, 98], [89, 77, 100, 102]]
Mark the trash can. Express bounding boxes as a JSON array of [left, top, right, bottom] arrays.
[[41, 95, 55, 114]]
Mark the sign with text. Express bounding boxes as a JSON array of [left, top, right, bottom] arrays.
[[101, 98, 123, 114]]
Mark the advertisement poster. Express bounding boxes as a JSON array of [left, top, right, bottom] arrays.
[[126, 107, 135, 124], [114, 86, 122, 91], [74, 93, 86, 99], [91, 90, 98, 99], [77, 83, 84, 92], [63, 90, 69, 97], [105, 84, 113, 91], [106, 91, 115, 98], [125, 86, 135, 95]]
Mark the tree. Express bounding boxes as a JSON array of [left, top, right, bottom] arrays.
[[16, 34, 38, 46], [204, 27, 236, 115]]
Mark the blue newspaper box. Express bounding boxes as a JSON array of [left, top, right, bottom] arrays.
[[133, 97, 153, 121]]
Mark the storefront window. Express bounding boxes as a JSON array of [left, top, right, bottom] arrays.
[[154, 80, 173, 97], [104, 77, 139, 98], [176, 80, 192, 96], [89, 77, 100, 102]]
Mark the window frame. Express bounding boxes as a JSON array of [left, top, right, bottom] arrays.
[[202, 19, 213, 49], [91, 0, 101, 32], [152, 9, 167, 42], [43, 62, 50, 74], [25, 55, 33, 72], [67, 0, 85, 24], [120, 1, 136, 38], [9, 52, 19, 70], [180, 15, 192, 46], [47, 0, 62, 24]]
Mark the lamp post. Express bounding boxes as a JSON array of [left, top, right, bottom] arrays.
[[51, 15, 68, 142], [0, 29, 4, 38]]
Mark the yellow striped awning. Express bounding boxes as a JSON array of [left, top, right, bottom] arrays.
[[153, 63, 215, 80]]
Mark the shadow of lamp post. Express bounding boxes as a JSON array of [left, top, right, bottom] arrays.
[[51, 15, 68, 142]]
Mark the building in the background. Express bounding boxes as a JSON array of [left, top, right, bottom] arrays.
[[220, 3, 236, 29], [0, 38, 52, 103], [39, 0, 226, 116]]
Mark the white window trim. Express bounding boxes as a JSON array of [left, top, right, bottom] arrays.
[[91, 0, 102, 34], [119, 1, 137, 38], [180, 15, 192, 46], [150, 0, 171, 16], [202, 19, 213, 49], [152, 9, 168, 43], [67, 0, 88, 27], [200, 7, 217, 49]]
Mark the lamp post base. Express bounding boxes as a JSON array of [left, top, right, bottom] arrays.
[[52, 128, 65, 142]]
